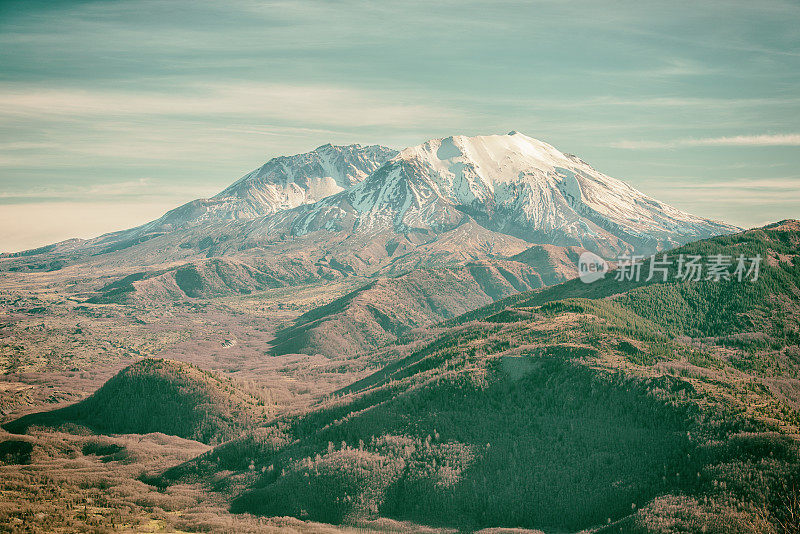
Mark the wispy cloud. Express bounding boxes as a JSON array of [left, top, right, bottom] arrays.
[[0, 83, 457, 128], [0, 178, 214, 203], [680, 177, 800, 189], [642, 175, 800, 230], [689, 134, 800, 146], [0, 82, 459, 170], [610, 134, 800, 149]]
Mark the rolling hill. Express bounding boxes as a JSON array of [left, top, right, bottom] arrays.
[[3, 359, 268, 445]]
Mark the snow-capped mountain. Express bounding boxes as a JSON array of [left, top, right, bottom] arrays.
[[1, 132, 739, 277], [152, 143, 397, 228], [289, 132, 737, 256]]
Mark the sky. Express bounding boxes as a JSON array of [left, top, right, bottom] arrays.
[[0, 0, 799, 252]]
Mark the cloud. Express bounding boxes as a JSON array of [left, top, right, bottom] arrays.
[[640, 175, 800, 230], [0, 82, 459, 170], [0, 82, 457, 128], [679, 176, 800, 190], [609, 140, 678, 150], [688, 134, 800, 146], [610, 134, 800, 149], [0, 178, 214, 204]]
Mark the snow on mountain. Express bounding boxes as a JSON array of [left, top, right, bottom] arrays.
[[1, 132, 740, 275], [291, 132, 738, 256], [152, 143, 397, 228]]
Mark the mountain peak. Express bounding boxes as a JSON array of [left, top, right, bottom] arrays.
[[152, 143, 398, 229], [219, 142, 396, 199], [291, 131, 738, 257], [4, 133, 738, 271], [395, 132, 577, 188]]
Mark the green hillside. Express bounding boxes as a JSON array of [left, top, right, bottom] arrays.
[[159, 222, 800, 532], [3, 359, 268, 445], [456, 220, 800, 330]]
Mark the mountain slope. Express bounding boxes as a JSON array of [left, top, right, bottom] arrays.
[[509, 243, 589, 285], [157, 143, 397, 227], [159, 221, 800, 532], [269, 265, 525, 358], [0, 143, 396, 268], [3, 359, 267, 445]]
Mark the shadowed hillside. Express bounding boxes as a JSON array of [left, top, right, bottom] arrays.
[[3, 359, 268, 445], [509, 244, 587, 285]]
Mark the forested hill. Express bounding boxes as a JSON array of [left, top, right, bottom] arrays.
[[3, 359, 269, 445], [158, 223, 800, 531], [453, 219, 800, 331]]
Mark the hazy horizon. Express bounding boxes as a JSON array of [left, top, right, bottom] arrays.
[[2, 0, 799, 252]]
